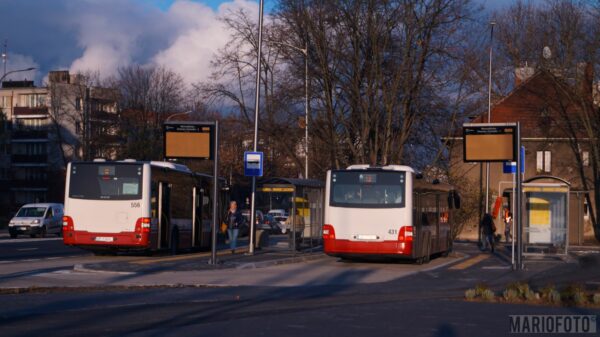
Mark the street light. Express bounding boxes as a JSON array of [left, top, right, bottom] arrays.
[[268, 40, 309, 180], [485, 21, 496, 215], [0, 67, 36, 84], [165, 111, 191, 121]]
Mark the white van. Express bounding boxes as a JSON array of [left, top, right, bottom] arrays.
[[8, 203, 64, 238]]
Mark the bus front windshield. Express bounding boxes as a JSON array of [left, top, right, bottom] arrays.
[[69, 163, 143, 200], [330, 171, 406, 208]]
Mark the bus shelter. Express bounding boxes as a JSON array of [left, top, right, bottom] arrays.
[[256, 178, 324, 252], [522, 177, 570, 257]]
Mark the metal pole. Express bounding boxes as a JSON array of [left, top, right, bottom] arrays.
[[210, 121, 220, 265], [248, 0, 265, 255], [2, 40, 6, 79], [84, 87, 90, 161], [485, 21, 495, 214], [304, 40, 309, 179], [515, 122, 523, 270], [512, 170, 515, 267]]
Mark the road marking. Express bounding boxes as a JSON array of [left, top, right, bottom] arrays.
[[448, 254, 489, 270], [481, 265, 511, 270], [0, 237, 62, 244], [133, 247, 249, 265], [17, 248, 39, 251]]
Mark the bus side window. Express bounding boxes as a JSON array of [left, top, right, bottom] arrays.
[[151, 182, 158, 218]]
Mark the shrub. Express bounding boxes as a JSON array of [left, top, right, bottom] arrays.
[[474, 283, 490, 297], [507, 282, 531, 299], [548, 290, 562, 305], [592, 293, 600, 305], [503, 289, 519, 302], [465, 289, 477, 300], [481, 289, 495, 301], [573, 292, 588, 306]]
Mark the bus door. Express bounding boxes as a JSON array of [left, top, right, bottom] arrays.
[[158, 182, 172, 249], [192, 186, 203, 247]]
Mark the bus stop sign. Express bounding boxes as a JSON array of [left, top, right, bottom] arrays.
[[244, 151, 263, 177]]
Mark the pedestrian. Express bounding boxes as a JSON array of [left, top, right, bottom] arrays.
[[504, 212, 513, 243], [225, 200, 244, 254], [481, 213, 496, 253], [285, 209, 305, 250]]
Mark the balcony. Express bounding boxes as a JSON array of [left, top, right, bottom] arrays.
[[11, 129, 49, 140], [13, 106, 48, 117], [11, 154, 48, 164]]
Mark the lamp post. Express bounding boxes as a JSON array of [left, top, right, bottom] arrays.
[[248, 0, 265, 255], [485, 21, 496, 215], [0, 67, 36, 84], [268, 40, 309, 179], [165, 111, 191, 121]]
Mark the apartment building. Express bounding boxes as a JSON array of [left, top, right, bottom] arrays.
[[0, 71, 120, 220]]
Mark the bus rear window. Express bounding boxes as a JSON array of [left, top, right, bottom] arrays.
[[69, 163, 143, 200], [330, 171, 406, 208]]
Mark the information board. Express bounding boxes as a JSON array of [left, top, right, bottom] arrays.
[[463, 123, 517, 162], [163, 122, 214, 160]]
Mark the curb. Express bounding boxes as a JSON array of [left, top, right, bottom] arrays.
[[73, 264, 137, 275]]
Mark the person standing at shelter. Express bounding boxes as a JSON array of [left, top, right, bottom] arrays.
[[481, 213, 496, 253], [285, 209, 305, 249], [504, 212, 513, 243], [225, 201, 244, 254]]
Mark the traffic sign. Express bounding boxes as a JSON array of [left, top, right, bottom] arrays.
[[244, 151, 264, 177], [503, 146, 525, 174]]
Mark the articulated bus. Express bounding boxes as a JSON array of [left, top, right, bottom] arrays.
[[63, 160, 226, 254], [323, 165, 460, 263]]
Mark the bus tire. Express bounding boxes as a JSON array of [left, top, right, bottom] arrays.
[[170, 228, 179, 255]]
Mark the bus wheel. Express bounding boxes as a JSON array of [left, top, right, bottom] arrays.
[[170, 228, 179, 255]]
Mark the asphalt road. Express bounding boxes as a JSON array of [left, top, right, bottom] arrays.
[[1, 239, 599, 337], [0, 236, 90, 262]]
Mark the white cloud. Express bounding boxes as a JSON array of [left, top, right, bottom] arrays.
[[151, 0, 259, 85]]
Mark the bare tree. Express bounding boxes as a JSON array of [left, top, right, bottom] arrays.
[[116, 65, 186, 160]]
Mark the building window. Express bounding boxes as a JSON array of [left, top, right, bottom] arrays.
[[536, 151, 551, 173], [75, 97, 82, 111], [0, 96, 11, 109], [19, 94, 46, 108], [582, 151, 590, 167]]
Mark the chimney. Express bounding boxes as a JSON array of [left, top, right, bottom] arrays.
[[515, 66, 535, 86]]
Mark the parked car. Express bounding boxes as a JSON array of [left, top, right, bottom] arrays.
[[259, 214, 283, 234], [274, 216, 289, 233], [268, 209, 288, 218], [240, 209, 264, 237], [8, 203, 64, 238]]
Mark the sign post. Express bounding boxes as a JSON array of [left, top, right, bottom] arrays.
[[163, 121, 220, 265], [244, 151, 263, 253], [463, 122, 523, 270]]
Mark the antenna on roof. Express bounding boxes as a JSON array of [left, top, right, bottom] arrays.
[[543, 46, 552, 60]]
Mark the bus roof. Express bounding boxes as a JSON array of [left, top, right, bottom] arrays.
[[343, 165, 415, 173]]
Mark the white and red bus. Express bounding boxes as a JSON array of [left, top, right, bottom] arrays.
[[63, 160, 226, 254], [323, 165, 460, 263]]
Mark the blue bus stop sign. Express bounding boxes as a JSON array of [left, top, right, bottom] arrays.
[[244, 151, 264, 177], [503, 146, 525, 174]]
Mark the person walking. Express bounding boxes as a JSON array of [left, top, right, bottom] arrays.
[[225, 201, 244, 254], [481, 213, 496, 253], [504, 212, 513, 243]]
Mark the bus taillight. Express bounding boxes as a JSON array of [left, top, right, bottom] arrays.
[[135, 218, 151, 233], [323, 224, 335, 240], [398, 226, 413, 242], [62, 216, 74, 231]]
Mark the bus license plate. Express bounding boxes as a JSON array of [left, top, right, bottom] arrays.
[[357, 234, 378, 240], [95, 236, 114, 242]]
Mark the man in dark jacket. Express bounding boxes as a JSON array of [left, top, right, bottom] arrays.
[[481, 213, 495, 253]]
